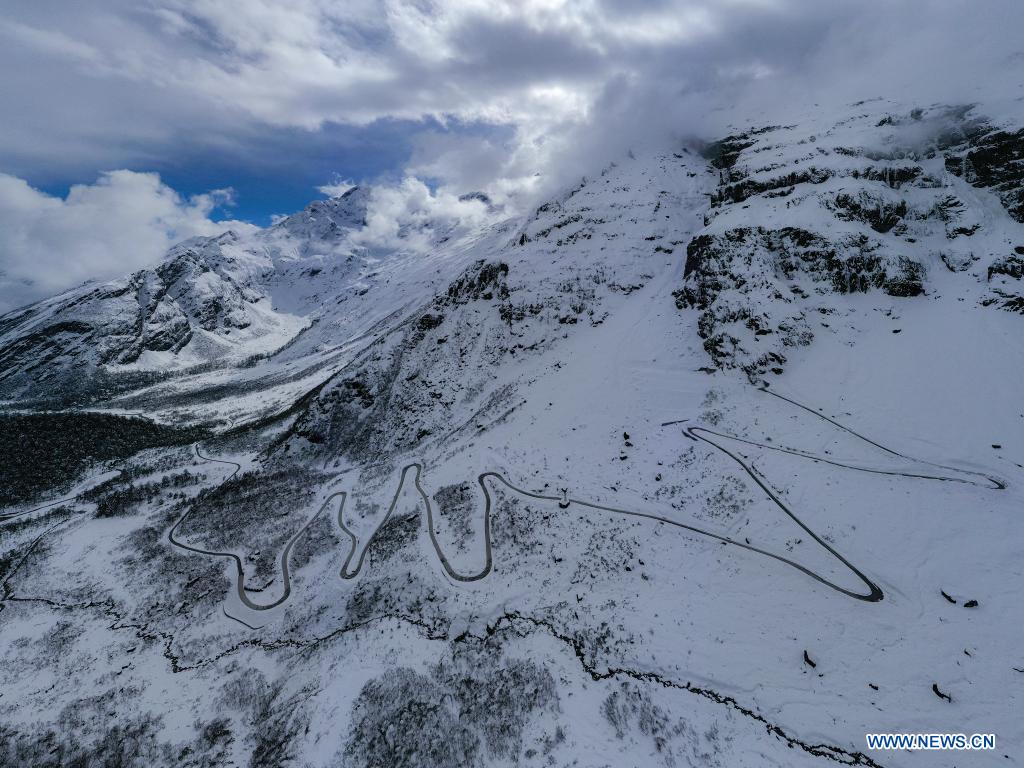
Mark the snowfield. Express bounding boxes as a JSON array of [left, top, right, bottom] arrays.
[[1, 100, 1022, 767]]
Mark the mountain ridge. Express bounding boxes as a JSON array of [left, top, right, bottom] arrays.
[[2, 97, 1023, 768]]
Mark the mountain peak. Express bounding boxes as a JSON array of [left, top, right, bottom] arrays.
[[272, 185, 371, 241]]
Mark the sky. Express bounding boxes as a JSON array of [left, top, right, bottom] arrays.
[[1, 0, 1022, 311]]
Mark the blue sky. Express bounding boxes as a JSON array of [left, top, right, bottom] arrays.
[[0, 0, 1020, 311], [29, 119, 421, 226], [22, 115, 516, 226]]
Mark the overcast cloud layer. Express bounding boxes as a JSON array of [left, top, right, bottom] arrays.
[[1, 0, 1022, 311]]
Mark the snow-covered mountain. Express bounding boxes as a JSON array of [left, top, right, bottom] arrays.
[[681, 102, 1024, 378], [0, 186, 414, 400], [2, 100, 1023, 767]]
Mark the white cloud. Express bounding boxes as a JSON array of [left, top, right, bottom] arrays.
[[3, 2, 1022, 155], [2, 0, 1024, 308], [0, 171, 255, 313], [4, 1, 1023, 192], [0, 19, 103, 66], [317, 178, 356, 198], [353, 177, 492, 252]]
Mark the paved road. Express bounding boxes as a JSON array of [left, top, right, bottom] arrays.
[[169, 446, 340, 612], [330, 392, 1006, 604], [683, 426, 883, 602], [0, 467, 125, 525], [178, 389, 1009, 612], [329, 460, 882, 600], [0, 496, 80, 523], [335, 460, 887, 602], [336, 463, 494, 582]]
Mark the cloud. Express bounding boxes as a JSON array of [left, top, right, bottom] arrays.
[[352, 177, 493, 252], [490, 0, 1024, 206], [2, 0, 1024, 307], [4, 2, 1022, 191], [0, 171, 255, 313], [3, 2, 1022, 163], [317, 178, 357, 198]]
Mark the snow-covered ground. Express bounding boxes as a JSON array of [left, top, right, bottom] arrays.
[[2, 100, 1022, 767]]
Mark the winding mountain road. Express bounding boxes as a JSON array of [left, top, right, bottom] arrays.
[[328, 393, 1002, 603], [332, 461, 884, 601], [168, 447, 340, 612], [0, 496, 80, 523], [176, 389, 1007, 616]]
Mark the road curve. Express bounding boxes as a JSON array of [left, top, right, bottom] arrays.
[[168, 446, 340, 612], [335, 394, 1004, 603], [1, 467, 128, 525], [0, 496, 80, 523], [684, 426, 883, 602], [689, 425, 1003, 490], [334, 463, 883, 601], [759, 387, 1006, 490], [336, 463, 495, 582], [182, 390, 1008, 611]]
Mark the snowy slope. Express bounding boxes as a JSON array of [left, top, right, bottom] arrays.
[[0, 185, 485, 408], [680, 101, 1024, 379], [1, 101, 1023, 767]]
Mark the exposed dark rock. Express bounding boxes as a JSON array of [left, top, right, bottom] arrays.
[[945, 127, 1024, 221], [444, 260, 510, 304], [676, 225, 923, 374], [932, 683, 952, 702], [988, 255, 1024, 281], [832, 192, 907, 233], [711, 168, 832, 207], [703, 135, 756, 171], [882, 257, 926, 297]]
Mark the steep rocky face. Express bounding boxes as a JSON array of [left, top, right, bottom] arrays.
[[118, 237, 273, 362], [280, 258, 518, 465], [2, 101, 1022, 411], [0, 191, 391, 402], [281, 150, 713, 465], [4, 103, 1024, 768], [0, 184, 496, 407], [676, 103, 1024, 379], [943, 124, 1024, 222], [0, 231, 302, 401]]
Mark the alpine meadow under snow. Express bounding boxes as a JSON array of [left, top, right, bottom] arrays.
[[2, 8, 1024, 768]]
